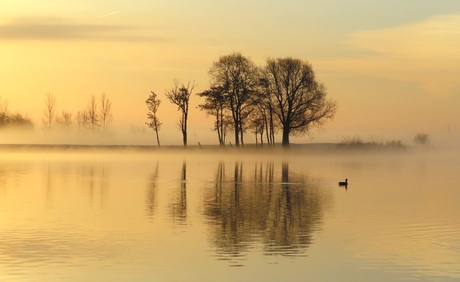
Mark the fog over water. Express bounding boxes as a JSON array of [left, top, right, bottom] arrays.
[[0, 146, 459, 281]]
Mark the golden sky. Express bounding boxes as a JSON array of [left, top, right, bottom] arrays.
[[0, 1, 459, 145]]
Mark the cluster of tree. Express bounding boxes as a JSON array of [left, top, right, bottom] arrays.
[[147, 53, 337, 147], [42, 93, 113, 132], [0, 97, 34, 129]]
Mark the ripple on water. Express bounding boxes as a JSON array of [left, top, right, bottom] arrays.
[[0, 226, 129, 277]]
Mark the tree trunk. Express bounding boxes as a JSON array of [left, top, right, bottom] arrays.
[[282, 126, 290, 147], [183, 112, 188, 146], [234, 121, 240, 146], [155, 128, 161, 147]]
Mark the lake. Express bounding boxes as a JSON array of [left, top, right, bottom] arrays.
[[0, 147, 459, 281]]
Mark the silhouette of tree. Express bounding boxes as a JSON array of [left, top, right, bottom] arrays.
[[56, 111, 73, 129], [197, 85, 231, 145], [86, 95, 99, 130], [248, 110, 265, 146], [414, 133, 430, 146], [42, 93, 56, 130], [146, 91, 162, 146], [0, 97, 8, 114], [257, 78, 277, 145], [0, 112, 34, 129], [261, 58, 336, 146], [75, 110, 88, 129], [209, 53, 259, 146], [100, 93, 113, 133], [165, 81, 196, 146], [0, 97, 34, 129]]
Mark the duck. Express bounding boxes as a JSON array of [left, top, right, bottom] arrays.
[[338, 179, 348, 186]]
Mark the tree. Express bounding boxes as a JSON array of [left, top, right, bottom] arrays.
[[257, 78, 277, 145], [414, 133, 430, 146], [262, 57, 336, 147], [165, 80, 196, 146], [86, 95, 99, 130], [0, 96, 8, 114], [249, 110, 265, 146], [42, 93, 56, 130], [0, 97, 34, 129], [209, 53, 259, 146], [100, 93, 113, 133], [146, 91, 162, 146], [56, 111, 73, 129], [197, 85, 231, 146]]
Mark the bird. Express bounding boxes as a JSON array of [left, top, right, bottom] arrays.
[[338, 179, 348, 186]]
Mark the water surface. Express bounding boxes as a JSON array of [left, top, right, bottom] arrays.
[[0, 148, 459, 281]]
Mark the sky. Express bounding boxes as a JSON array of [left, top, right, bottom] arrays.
[[0, 0, 459, 146]]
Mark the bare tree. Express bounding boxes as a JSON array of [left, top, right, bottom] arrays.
[[257, 78, 277, 145], [414, 133, 430, 146], [86, 95, 99, 130], [262, 57, 336, 147], [197, 85, 231, 146], [0, 96, 8, 114], [209, 53, 259, 146], [146, 91, 162, 146], [100, 93, 113, 133], [42, 93, 56, 130], [165, 80, 196, 146], [75, 111, 87, 129], [56, 111, 73, 129]]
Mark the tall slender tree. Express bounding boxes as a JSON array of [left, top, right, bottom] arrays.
[[146, 91, 162, 146], [165, 81, 196, 146], [86, 95, 100, 130], [100, 93, 113, 133], [42, 93, 56, 130], [197, 85, 230, 146]]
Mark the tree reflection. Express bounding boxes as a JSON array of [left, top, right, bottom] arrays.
[[75, 163, 108, 208], [146, 161, 159, 219], [204, 160, 326, 263], [170, 161, 187, 224]]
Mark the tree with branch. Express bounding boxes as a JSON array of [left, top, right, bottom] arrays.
[[262, 57, 336, 147], [86, 95, 100, 130], [56, 111, 73, 129], [414, 133, 430, 146], [42, 93, 56, 130], [146, 91, 162, 146], [100, 93, 113, 133], [165, 81, 196, 146], [197, 85, 230, 146], [209, 53, 259, 146]]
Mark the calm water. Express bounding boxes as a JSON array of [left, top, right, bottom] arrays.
[[0, 148, 459, 281]]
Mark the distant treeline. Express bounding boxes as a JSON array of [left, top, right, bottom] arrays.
[[0, 94, 112, 133]]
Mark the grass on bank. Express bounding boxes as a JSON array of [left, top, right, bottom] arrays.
[[336, 136, 406, 150]]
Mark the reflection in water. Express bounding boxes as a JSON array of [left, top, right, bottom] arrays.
[[146, 161, 159, 219], [76, 163, 108, 208], [170, 161, 188, 224], [204, 161, 327, 265], [1, 151, 459, 281]]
